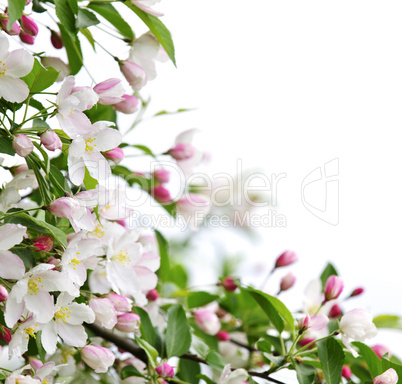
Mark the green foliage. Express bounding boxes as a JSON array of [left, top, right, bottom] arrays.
[[382, 358, 402, 379], [374, 314, 402, 330], [59, 23, 83, 75], [134, 335, 158, 368], [21, 59, 59, 94], [7, 0, 26, 30], [133, 306, 156, 346], [165, 304, 191, 358], [187, 291, 219, 309], [295, 362, 316, 384], [120, 365, 147, 379], [352, 341, 382, 378], [317, 338, 344, 384], [87, 2, 135, 40], [155, 229, 171, 283], [76, 8, 100, 29], [320, 262, 338, 287], [205, 350, 226, 370], [124, 1, 176, 66], [9, 247, 35, 269], [177, 359, 201, 384], [55, 0, 77, 35], [0, 136, 14, 156]]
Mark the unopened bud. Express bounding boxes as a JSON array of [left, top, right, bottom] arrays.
[[0, 18, 20, 35], [0, 325, 11, 343], [324, 275, 344, 302], [19, 30, 35, 45], [33, 235, 53, 252], [342, 366, 352, 380], [372, 344, 392, 359], [216, 330, 230, 341], [114, 94, 139, 114], [328, 304, 342, 319], [279, 272, 296, 292], [274, 250, 297, 268], [168, 143, 195, 160], [0, 285, 8, 302], [153, 169, 170, 184], [350, 287, 364, 297], [115, 313, 140, 333], [40, 130, 62, 151], [221, 276, 238, 292], [50, 30, 63, 49], [104, 147, 124, 165], [12, 134, 33, 157], [20, 15, 38, 36], [151, 185, 171, 204], [146, 289, 159, 301], [155, 363, 174, 378], [194, 310, 221, 335]]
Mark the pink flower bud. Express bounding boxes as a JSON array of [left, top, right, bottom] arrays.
[[120, 61, 147, 91], [0, 285, 8, 302], [350, 287, 364, 297], [153, 169, 170, 184], [19, 30, 35, 45], [274, 250, 298, 268], [279, 272, 296, 292], [10, 163, 29, 175], [216, 330, 230, 341], [168, 142, 195, 160], [328, 303, 342, 319], [114, 94, 139, 114], [104, 147, 124, 164], [373, 369, 398, 384], [33, 235, 53, 252], [12, 134, 33, 157], [94, 78, 125, 105], [48, 197, 77, 218], [33, 243, 47, 251], [106, 292, 132, 313], [146, 289, 159, 301], [324, 275, 344, 302], [50, 30, 63, 49], [40, 130, 62, 151], [299, 314, 328, 333], [342, 366, 352, 380], [151, 185, 172, 204], [0, 18, 20, 35], [155, 363, 174, 378], [194, 310, 221, 335], [115, 313, 140, 333], [298, 337, 315, 348], [29, 357, 43, 371], [20, 15, 38, 36], [81, 345, 115, 373], [222, 277, 238, 292], [89, 298, 117, 329], [0, 325, 11, 343], [371, 344, 391, 359]]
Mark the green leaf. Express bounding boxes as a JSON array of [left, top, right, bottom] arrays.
[[85, 103, 117, 124], [317, 338, 344, 384], [5, 212, 67, 249], [80, 28, 96, 50], [9, 247, 34, 269], [33, 0, 46, 13], [170, 264, 188, 289], [381, 358, 402, 379], [165, 304, 191, 358], [244, 286, 294, 333], [320, 262, 338, 288], [36, 331, 46, 363], [134, 335, 158, 368], [59, 23, 83, 75], [120, 365, 146, 379], [177, 359, 201, 384], [197, 374, 215, 384], [7, 0, 25, 29], [374, 315, 402, 330], [352, 341, 382, 378], [256, 339, 272, 353], [21, 59, 59, 94], [295, 362, 316, 384], [133, 306, 156, 346], [26, 155, 52, 205], [124, 1, 176, 65], [154, 108, 194, 117], [49, 164, 72, 197], [155, 229, 170, 283], [87, 2, 134, 40], [55, 0, 77, 35], [76, 8, 100, 29], [132, 144, 156, 158], [187, 291, 219, 309], [205, 350, 226, 370], [0, 136, 14, 156], [83, 167, 98, 190]]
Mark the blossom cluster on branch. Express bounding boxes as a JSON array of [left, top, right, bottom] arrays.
[[0, 1, 401, 384]]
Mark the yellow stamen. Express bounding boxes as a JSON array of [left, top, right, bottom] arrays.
[[55, 306, 72, 323], [0, 61, 6, 77], [111, 249, 129, 264], [27, 277, 43, 295], [85, 137, 97, 154], [93, 224, 105, 238], [24, 327, 37, 340]]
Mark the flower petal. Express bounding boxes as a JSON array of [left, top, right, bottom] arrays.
[[0, 77, 29, 103], [42, 321, 58, 355], [4, 49, 34, 78], [57, 322, 88, 348], [0, 33, 10, 60], [67, 303, 95, 325], [24, 290, 55, 323], [0, 223, 27, 250], [0, 250, 25, 279]]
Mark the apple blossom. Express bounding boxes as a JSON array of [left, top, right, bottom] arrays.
[[168, 142, 195, 160], [68, 121, 122, 185], [298, 314, 328, 333], [0, 224, 26, 280], [107, 292, 133, 312], [121, 60, 147, 91], [218, 364, 249, 384], [12, 134, 33, 157], [340, 308, 378, 357], [5, 263, 78, 327], [104, 147, 124, 164], [176, 193, 211, 230], [94, 78, 125, 105], [8, 317, 44, 357], [275, 250, 298, 268], [81, 345, 115, 373], [151, 185, 172, 203], [40, 130, 62, 151], [373, 369, 398, 384], [56, 76, 98, 138], [0, 33, 34, 102], [41, 56, 70, 82], [4, 366, 41, 384], [155, 363, 174, 378], [19, 31, 35, 45], [0, 18, 21, 35], [89, 298, 117, 329], [115, 313, 141, 333], [194, 310, 221, 335], [114, 94, 139, 114], [131, 0, 163, 17], [279, 272, 296, 292], [41, 293, 95, 354], [324, 275, 344, 302]]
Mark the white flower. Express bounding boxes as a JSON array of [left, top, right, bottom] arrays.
[[68, 121, 122, 186], [8, 317, 44, 358], [373, 368, 398, 384], [131, 0, 163, 17], [5, 264, 78, 327], [0, 224, 26, 280], [0, 33, 34, 103], [218, 364, 248, 384], [89, 297, 117, 329], [41, 292, 95, 354], [340, 308, 378, 357], [56, 76, 99, 138]]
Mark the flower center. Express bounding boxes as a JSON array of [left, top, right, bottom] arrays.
[[93, 224, 105, 238], [0, 61, 7, 77], [111, 249, 129, 264], [24, 326, 37, 340], [85, 137, 97, 154], [27, 277, 43, 295], [55, 306, 72, 323], [70, 257, 81, 270]]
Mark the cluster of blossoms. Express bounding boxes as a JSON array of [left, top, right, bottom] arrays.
[[0, 1, 401, 384]]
